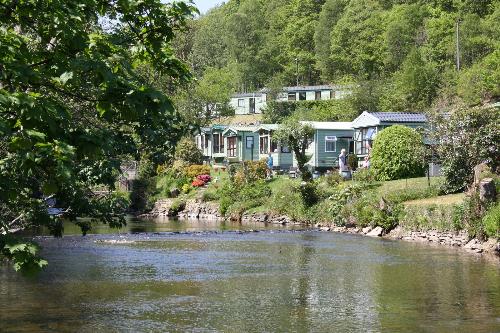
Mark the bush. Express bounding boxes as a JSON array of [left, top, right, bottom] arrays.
[[347, 154, 358, 171], [483, 203, 500, 238], [371, 125, 426, 181], [432, 107, 500, 193], [181, 183, 191, 194], [197, 174, 211, 183], [186, 165, 211, 179], [170, 199, 186, 216], [191, 179, 205, 187], [233, 160, 267, 185], [324, 172, 343, 186], [299, 182, 319, 207], [174, 137, 203, 165], [353, 168, 376, 183]]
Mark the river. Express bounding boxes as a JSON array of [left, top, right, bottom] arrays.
[[1, 218, 499, 332]]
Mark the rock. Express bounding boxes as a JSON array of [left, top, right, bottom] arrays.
[[479, 178, 496, 203], [464, 239, 483, 253], [320, 226, 331, 232], [482, 239, 500, 254], [170, 188, 180, 198], [474, 163, 490, 185], [367, 226, 383, 237], [362, 226, 372, 234]]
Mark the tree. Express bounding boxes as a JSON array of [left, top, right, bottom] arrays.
[[0, 0, 196, 273], [174, 137, 204, 165], [432, 106, 500, 193], [371, 125, 426, 181], [273, 118, 315, 181], [314, 0, 349, 81]]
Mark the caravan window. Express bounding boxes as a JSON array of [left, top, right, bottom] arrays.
[[237, 99, 244, 107], [325, 136, 337, 152]]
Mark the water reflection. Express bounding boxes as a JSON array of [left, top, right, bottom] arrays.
[[1, 222, 499, 332]]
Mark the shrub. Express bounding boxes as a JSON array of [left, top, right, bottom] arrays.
[[371, 125, 426, 181], [197, 174, 211, 183], [181, 183, 191, 194], [171, 160, 189, 177], [347, 154, 358, 171], [191, 179, 205, 187], [233, 160, 267, 185], [353, 168, 376, 183], [483, 203, 500, 238], [174, 137, 203, 165], [170, 199, 186, 216], [299, 182, 319, 207], [324, 172, 343, 186], [432, 107, 500, 193], [186, 165, 211, 179]]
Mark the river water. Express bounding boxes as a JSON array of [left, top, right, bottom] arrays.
[[1, 218, 499, 332]]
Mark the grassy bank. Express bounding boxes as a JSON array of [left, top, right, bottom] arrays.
[[154, 165, 499, 240]]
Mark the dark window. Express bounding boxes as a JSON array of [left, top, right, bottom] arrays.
[[271, 140, 278, 153], [249, 98, 255, 113], [299, 92, 306, 100], [315, 91, 321, 100], [227, 137, 237, 157], [330, 90, 335, 99], [246, 136, 254, 149], [281, 145, 291, 153], [260, 136, 269, 154], [288, 93, 296, 101], [213, 133, 224, 153], [204, 135, 209, 149]]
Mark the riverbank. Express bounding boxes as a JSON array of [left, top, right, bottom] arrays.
[[141, 195, 500, 258]]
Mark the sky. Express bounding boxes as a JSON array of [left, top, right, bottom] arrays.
[[193, 0, 222, 14]]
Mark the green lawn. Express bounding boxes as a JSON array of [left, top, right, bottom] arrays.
[[404, 193, 465, 207]]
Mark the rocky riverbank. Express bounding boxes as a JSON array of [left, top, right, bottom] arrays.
[[141, 199, 500, 258]]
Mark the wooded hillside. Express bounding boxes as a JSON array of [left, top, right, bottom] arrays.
[[174, 0, 499, 115]]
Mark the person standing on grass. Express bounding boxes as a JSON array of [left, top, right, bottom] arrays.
[[267, 152, 273, 179], [338, 149, 348, 175]]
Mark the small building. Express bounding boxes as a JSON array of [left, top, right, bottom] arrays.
[[230, 93, 267, 115], [197, 125, 227, 164], [229, 85, 352, 115], [301, 122, 354, 171], [351, 111, 428, 159], [254, 124, 293, 170], [221, 126, 259, 163]]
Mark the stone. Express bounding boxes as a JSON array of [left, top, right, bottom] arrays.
[[320, 226, 331, 232], [464, 239, 483, 251], [479, 178, 496, 203], [170, 187, 180, 198], [362, 226, 372, 234], [367, 226, 383, 237]]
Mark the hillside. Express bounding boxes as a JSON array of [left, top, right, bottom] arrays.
[[172, 0, 500, 123]]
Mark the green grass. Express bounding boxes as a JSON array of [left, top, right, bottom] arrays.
[[404, 193, 465, 207]]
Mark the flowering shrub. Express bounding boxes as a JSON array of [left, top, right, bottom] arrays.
[[191, 179, 205, 187], [186, 165, 211, 178], [181, 183, 191, 193], [197, 174, 211, 183]]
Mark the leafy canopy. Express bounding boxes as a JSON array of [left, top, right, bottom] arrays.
[[0, 0, 196, 274]]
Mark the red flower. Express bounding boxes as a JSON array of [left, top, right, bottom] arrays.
[[191, 179, 205, 187]]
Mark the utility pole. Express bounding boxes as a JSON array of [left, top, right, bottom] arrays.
[[295, 57, 299, 86], [456, 19, 460, 71]]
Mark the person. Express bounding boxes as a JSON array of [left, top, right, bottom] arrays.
[[266, 152, 273, 179], [363, 155, 370, 169], [338, 149, 348, 174]]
